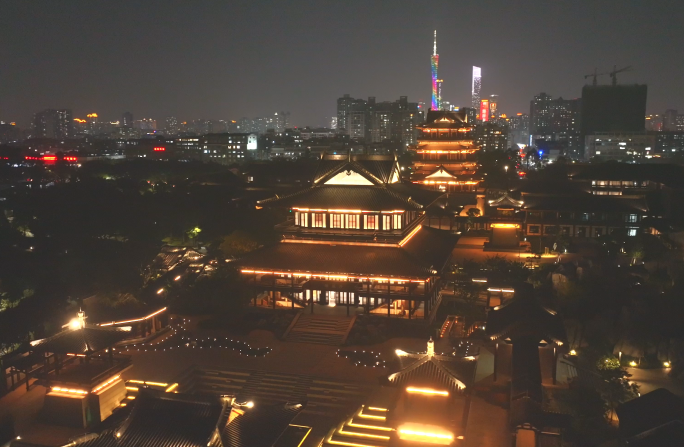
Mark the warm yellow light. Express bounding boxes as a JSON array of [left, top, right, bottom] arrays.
[[629, 361, 638, 367], [92, 375, 121, 394], [406, 387, 449, 396], [348, 422, 393, 432], [395, 349, 408, 356], [127, 396, 135, 399], [245, 401, 254, 408], [367, 407, 388, 412], [326, 439, 379, 447], [399, 429, 453, 440], [99, 308, 167, 327], [174, 275, 181, 281], [157, 288, 164, 294], [69, 319, 82, 330], [490, 223, 520, 229], [51, 386, 88, 395], [357, 409, 386, 420], [126, 386, 139, 391], [664, 361, 671, 368], [569, 350, 577, 356], [165, 383, 179, 393], [338, 429, 390, 440], [399, 225, 422, 247]]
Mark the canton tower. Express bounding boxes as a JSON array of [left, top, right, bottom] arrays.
[[431, 30, 440, 110]]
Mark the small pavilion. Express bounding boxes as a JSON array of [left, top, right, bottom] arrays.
[[323, 338, 478, 447], [29, 311, 132, 427], [486, 289, 567, 446]]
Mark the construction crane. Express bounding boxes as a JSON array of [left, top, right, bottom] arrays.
[[609, 65, 632, 87], [584, 68, 608, 86]]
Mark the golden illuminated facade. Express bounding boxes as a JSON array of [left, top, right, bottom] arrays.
[[239, 154, 456, 319], [410, 111, 482, 192]]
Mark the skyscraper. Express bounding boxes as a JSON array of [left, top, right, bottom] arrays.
[[33, 109, 74, 139], [471, 66, 482, 111], [431, 31, 440, 110], [529, 92, 582, 155], [489, 95, 499, 119], [121, 112, 133, 128]]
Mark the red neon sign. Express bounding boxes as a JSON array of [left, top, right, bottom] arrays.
[[153, 147, 166, 152], [480, 100, 489, 122]]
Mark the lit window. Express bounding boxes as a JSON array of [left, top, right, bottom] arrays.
[[312, 213, 326, 228], [331, 213, 343, 228], [364, 214, 378, 230], [346, 214, 359, 229], [393, 214, 403, 229]]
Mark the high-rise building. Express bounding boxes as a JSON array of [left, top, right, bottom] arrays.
[[335, 95, 423, 146], [663, 109, 679, 131], [134, 118, 157, 131], [471, 66, 482, 111], [645, 114, 663, 131], [33, 109, 74, 139], [489, 95, 499, 119], [480, 99, 490, 122], [121, 112, 133, 128], [273, 112, 290, 133], [431, 31, 440, 110], [165, 116, 179, 135], [506, 113, 530, 147], [529, 93, 582, 156], [337, 94, 366, 134]]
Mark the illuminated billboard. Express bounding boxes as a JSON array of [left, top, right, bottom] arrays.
[[247, 134, 258, 150], [480, 99, 489, 122]]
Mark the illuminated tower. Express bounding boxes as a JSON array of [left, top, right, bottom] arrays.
[[472, 66, 481, 111], [436, 79, 443, 110], [431, 31, 440, 110]]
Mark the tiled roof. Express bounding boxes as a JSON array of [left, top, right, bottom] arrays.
[[258, 185, 425, 211], [240, 240, 431, 278], [523, 194, 647, 213], [239, 227, 455, 278], [486, 291, 566, 344], [74, 391, 226, 447], [32, 325, 131, 355], [616, 388, 684, 439], [71, 391, 304, 447], [222, 402, 303, 447], [387, 352, 475, 394], [312, 159, 396, 185], [401, 226, 457, 272]]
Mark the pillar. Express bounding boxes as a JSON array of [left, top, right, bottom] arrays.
[[493, 342, 499, 382], [387, 281, 391, 317], [366, 281, 370, 314], [310, 290, 314, 314], [553, 346, 558, 385]]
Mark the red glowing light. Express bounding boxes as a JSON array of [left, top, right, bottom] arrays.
[[65, 156, 78, 162], [153, 147, 166, 152], [480, 100, 489, 123], [42, 155, 57, 161]]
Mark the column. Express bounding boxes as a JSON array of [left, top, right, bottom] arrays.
[[493, 342, 499, 382]]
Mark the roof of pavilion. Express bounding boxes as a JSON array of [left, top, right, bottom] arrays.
[[70, 390, 304, 447], [257, 185, 427, 211], [257, 153, 446, 211], [31, 324, 131, 355], [416, 110, 471, 129], [239, 226, 456, 279], [386, 341, 476, 393], [486, 288, 566, 344]]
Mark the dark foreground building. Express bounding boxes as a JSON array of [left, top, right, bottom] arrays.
[[239, 154, 456, 320], [64, 390, 304, 447]]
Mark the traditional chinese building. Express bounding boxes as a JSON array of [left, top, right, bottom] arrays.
[[239, 154, 457, 320], [409, 111, 482, 193], [29, 311, 132, 427], [323, 338, 477, 447], [67, 390, 306, 447]]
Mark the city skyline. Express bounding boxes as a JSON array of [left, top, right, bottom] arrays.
[[2, 1, 684, 127]]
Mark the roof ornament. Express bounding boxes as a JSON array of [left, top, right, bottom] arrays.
[[70, 309, 87, 330], [427, 337, 435, 357]]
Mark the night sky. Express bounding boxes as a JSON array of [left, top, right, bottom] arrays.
[[2, 0, 683, 127]]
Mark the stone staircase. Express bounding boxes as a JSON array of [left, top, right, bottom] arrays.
[[322, 405, 392, 447], [284, 314, 354, 345]]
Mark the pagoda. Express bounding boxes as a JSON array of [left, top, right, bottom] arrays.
[[409, 110, 482, 192], [239, 154, 457, 320]]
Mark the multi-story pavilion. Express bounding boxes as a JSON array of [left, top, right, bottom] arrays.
[[239, 154, 456, 320], [409, 111, 482, 193]]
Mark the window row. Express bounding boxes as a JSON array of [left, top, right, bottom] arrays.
[[294, 212, 405, 231]]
